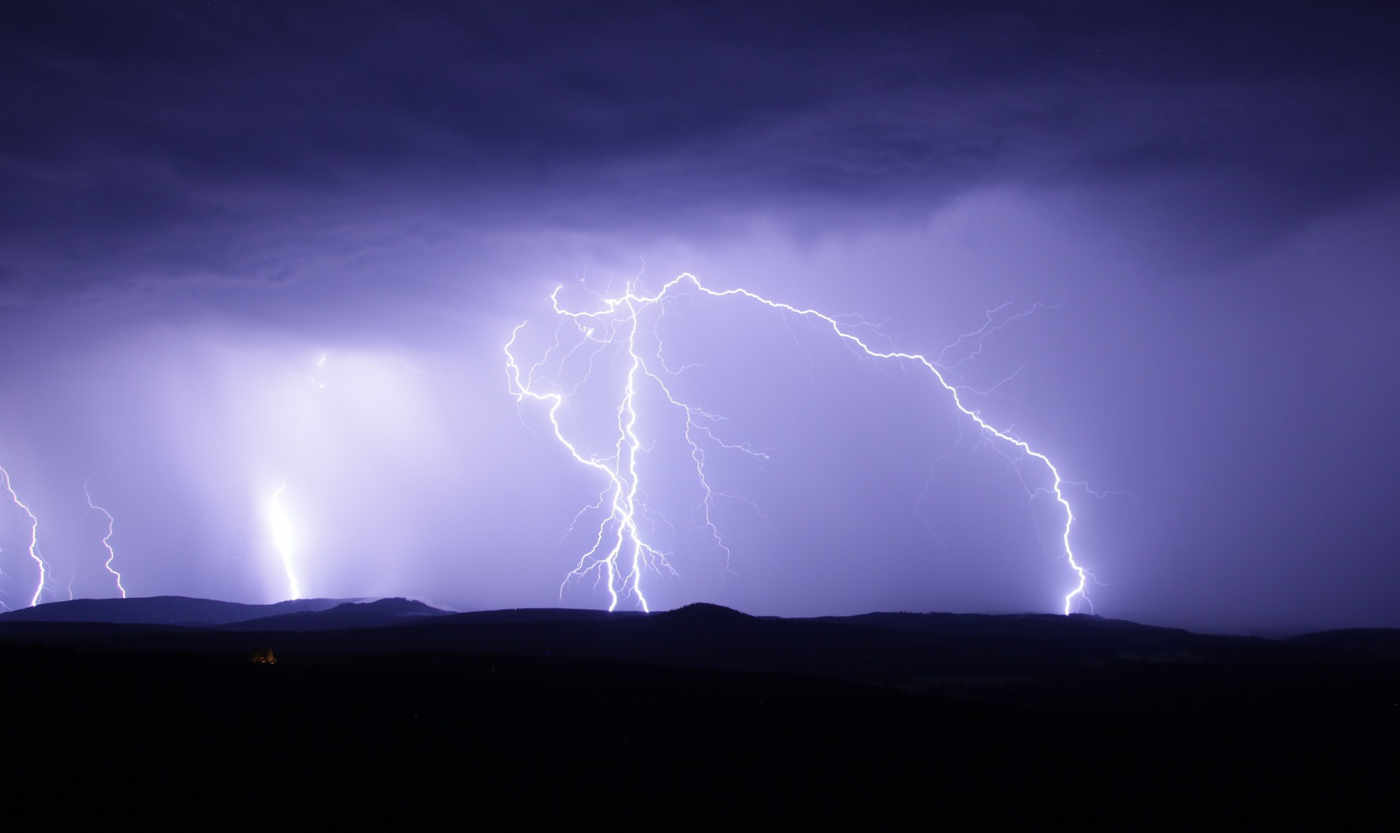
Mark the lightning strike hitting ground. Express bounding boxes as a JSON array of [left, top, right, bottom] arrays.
[[266, 484, 303, 600], [506, 273, 1092, 614], [84, 482, 127, 599], [0, 464, 48, 607]]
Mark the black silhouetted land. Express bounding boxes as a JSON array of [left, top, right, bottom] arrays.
[[0, 594, 348, 625], [1, 598, 1394, 824]]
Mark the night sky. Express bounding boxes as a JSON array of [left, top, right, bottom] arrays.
[[2, 1, 1397, 631]]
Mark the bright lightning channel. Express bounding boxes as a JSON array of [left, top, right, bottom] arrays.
[[0, 464, 48, 607], [506, 273, 1091, 615], [84, 482, 127, 599], [266, 484, 303, 600]]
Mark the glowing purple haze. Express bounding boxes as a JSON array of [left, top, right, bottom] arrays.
[[2, 3, 1398, 630]]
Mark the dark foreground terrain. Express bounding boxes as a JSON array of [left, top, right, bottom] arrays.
[[2, 598, 1396, 825]]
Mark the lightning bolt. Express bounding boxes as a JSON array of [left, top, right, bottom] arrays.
[[638, 364, 768, 573], [84, 482, 127, 599], [0, 464, 48, 607], [507, 273, 1092, 615], [266, 484, 303, 601], [506, 296, 666, 611], [937, 301, 1054, 370]]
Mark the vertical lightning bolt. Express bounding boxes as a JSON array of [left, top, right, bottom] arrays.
[[266, 484, 303, 601], [259, 352, 326, 603], [84, 482, 127, 599], [0, 464, 48, 607], [507, 274, 1093, 614], [638, 365, 768, 572], [505, 293, 670, 611]]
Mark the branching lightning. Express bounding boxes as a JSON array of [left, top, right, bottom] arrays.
[[84, 481, 127, 599], [506, 273, 1092, 614], [0, 464, 48, 607], [936, 301, 1054, 370]]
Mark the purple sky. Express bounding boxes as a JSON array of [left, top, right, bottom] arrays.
[[2, 2, 1397, 631]]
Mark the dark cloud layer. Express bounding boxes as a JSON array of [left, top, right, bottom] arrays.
[[5, 2, 1396, 291]]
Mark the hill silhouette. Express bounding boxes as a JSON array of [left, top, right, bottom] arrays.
[[0, 595, 346, 626], [225, 597, 448, 630], [0, 596, 1393, 825], [2, 595, 1390, 699]]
